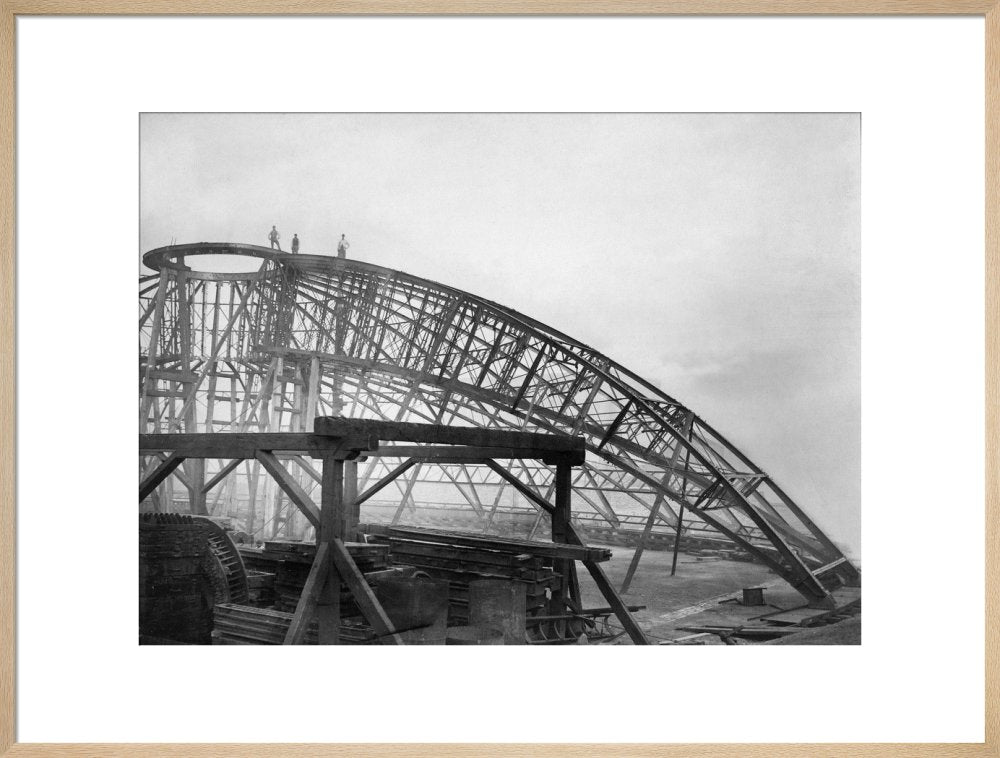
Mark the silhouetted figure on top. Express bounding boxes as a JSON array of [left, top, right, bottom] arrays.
[[291, 234, 299, 254], [337, 234, 349, 259], [268, 226, 281, 251]]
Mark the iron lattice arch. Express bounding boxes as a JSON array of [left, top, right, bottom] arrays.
[[139, 242, 859, 605]]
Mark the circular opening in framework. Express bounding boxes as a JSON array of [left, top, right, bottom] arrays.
[[178, 253, 265, 274]]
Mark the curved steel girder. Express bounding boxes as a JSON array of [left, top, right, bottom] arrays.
[[282, 273, 765, 497], [313, 368, 627, 530], [283, 271, 831, 530], [301, 353, 760, 514], [290, 352, 834, 597], [140, 244, 859, 603]]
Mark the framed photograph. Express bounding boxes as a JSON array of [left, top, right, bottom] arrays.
[[2, 3, 995, 755]]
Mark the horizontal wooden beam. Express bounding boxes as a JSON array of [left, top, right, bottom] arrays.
[[363, 524, 612, 563], [315, 417, 585, 460], [148, 368, 198, 382], [145, 389, 190, 399], [139, 432, 378, 459], [365, 444, 582, 464]]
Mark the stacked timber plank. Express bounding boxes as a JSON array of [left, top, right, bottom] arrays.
[[362, 524, 610, 626], [246, 570, 276, 607], [363, 524, 611, 562], [215, 539, 412, 644], [239, 540, 390, 613], [212, 604, 373, 645]]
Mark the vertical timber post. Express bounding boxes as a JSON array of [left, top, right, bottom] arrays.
[[305, 356, 321, 431], [317, 456, 344, 644], [140, 274, 169, 430], [344, 459, 359, 542], [177, 262, 207, 515], [302, 357, 322, 541], [266, 355, 285, 534], [551, 462, 578, 609], [246, 460, 259, 541]]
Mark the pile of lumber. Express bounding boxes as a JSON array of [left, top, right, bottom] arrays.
[[246, 570, 275, 607], [362, 524, 609, 626], [212, 603, 373, 645], [239, 540, 390, 613]]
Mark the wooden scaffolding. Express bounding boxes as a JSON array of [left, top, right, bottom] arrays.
[[140, 417, 649, 645]]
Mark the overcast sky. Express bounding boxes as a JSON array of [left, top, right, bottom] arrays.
[[140, 113, 861, 556]]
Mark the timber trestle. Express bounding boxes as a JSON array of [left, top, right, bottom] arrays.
[[139, 418, 649, 644]]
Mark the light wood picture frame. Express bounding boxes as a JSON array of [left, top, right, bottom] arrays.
[[1, 2, 996, 756]]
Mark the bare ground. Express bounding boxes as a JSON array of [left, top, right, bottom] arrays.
[[577, 543, 859, 645]]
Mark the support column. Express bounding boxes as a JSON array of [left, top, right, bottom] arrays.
[[288, 359, 316, 540], [140, 274, 169, 430], [246, 460, 259, 538], [186, 459, 207, 515], [266, 356, 285, 531], [304, 355, 321, 431], [344, 459, 359, 542], [177, 263, 207, 515], [551, 463, 579, 609], [317, 456, 344, 644]]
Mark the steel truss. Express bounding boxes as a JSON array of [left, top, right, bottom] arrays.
[[140, 243, 859, 606]]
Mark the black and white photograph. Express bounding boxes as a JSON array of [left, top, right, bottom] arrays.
[[138, 112, 861, 646]]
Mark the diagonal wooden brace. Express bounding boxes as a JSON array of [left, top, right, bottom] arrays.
[[485, 460, 555, 514], [200, 458, 242, 495], [255, 451, 321, 528], [329, 538, 403, 645], [582, 558, 649, 645], [139, 452, 186, 502], [283, 543, 331, 645]]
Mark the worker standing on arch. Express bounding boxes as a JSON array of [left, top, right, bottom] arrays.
[[337, 234, 349, 259], [268, 225, 281, 251], [291, 234, 300, 254]]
